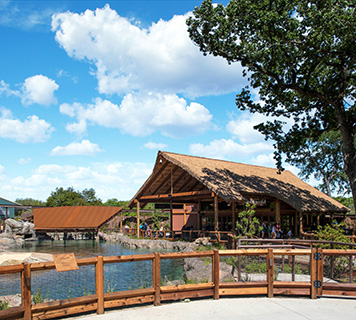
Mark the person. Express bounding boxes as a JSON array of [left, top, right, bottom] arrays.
[[287, 229, 292, 239], [271, 224, 277, 239], [261, 223, 267, 238], [267, 224, 272, 238]]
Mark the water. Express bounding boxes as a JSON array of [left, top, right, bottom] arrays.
[[1, 240, 185, 301]]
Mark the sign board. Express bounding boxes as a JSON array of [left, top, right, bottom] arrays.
[[53, 253, 79, 272]]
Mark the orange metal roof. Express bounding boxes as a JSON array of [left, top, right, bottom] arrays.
[[33, 206, 122, 231]]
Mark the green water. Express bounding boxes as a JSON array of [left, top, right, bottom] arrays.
[[1, 240, 185, 301]]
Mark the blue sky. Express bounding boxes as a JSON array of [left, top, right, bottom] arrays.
[[0, 0, 301, 202]]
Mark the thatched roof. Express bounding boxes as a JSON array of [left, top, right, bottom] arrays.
[[129, 151, 349, 213]]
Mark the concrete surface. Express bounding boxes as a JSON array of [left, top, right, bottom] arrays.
[[74, 297, 356, 320]]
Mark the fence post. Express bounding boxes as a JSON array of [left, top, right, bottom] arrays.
[[291, 255, 295, 281], [267, 248, 274, 298], [213, 249, 219, 300], [310, 249, 317, 299], [153, 252, 161, 306], [96, 256, 104, 314], [22, 263, 31, 320]]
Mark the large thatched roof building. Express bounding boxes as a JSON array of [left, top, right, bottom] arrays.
[[129, 151, 348, 236]]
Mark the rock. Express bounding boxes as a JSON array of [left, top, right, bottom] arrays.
[[194, 237, 211, 246], [0, 233, 24, 251], [4, 219, 36, 239]]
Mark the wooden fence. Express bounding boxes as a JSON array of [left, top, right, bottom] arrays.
[[1, 248, 356, 320]]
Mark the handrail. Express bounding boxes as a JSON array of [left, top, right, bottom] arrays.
[[0, 248, 355, 320]]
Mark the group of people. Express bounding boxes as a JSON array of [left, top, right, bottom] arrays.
[[261, 223, 292, 239]]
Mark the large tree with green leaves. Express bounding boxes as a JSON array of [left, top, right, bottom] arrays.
[[287, 131, 349, 196], [46, 187, 102, 207], [187, 0, 356, 204]]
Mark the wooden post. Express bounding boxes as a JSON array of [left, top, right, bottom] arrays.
[[120, 210, 123, 232], [96, 256, 104, 314], [267, 248, 274, 298], [197, 200, 201, 230], [349, 255, 353, 283], [170, 200, 173, 233], [22, 263, 31, 320], [153, 252, 161, 306], [136, 200, 140, 239], [299, 212, 303, 237], [275, 199, 281, 225], [292, 255, 295, 281], [214, 194, 219, 231], [232, 202, 236, 231], [310, 249, 317, 299], [213, 250, 220, 300], [294, 212, 298, 238], [183, 204, 187, 225]]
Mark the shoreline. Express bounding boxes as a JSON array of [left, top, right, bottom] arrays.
[[0, 252, 53, 266]]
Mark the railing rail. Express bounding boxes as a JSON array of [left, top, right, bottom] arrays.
[[0, 248, 355, 320]]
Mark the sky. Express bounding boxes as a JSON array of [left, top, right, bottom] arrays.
[[0, 0, 306, 203]]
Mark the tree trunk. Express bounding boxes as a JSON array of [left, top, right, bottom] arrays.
[[336, 102, 356, 208]]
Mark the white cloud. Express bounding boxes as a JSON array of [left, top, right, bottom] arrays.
[[0, 161, 153, 201], [18, 157, 32, 165], [21, 75, 59, 106], [144, 141, 168, 150], [0, 80, 19, 96], [50, 139, 103, 156], [52, 5, 246, 97], [0, 108, 53, 143], [189, 138, 273, 160], [60, 93, 213, 138]]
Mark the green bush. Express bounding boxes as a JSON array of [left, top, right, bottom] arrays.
[[0, 300, 9, 310]]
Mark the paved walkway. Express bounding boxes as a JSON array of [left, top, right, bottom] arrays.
[[75, 297, 356, 320]]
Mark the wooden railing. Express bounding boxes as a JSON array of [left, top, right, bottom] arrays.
[[1, 248, 355, 320], [118, 228, 231, 244]]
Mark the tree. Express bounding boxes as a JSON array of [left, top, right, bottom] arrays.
[[46, 187, 86, 207], [286, 131, 349, 196], [82, 188, 102, 206], [235, 204, 262, 238], [187, 0, 356, 205], [15, 198, 46, 207], [104, 198, 129, 208]]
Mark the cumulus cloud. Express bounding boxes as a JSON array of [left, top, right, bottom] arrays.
[[18, 158, 32, 165], [52, 5, 246, 97], [60, 93, 212, 138], [50, 139, 103, 156], [0, 108, 53, 143], [21, 75, 59, 106], [144, 141, 168, 150], [0, 80, 19, 97], [189, 138, 274, 160], [0, 161, 153, 201]]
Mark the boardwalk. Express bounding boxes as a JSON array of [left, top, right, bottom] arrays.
[[75, 297, 356, 320]]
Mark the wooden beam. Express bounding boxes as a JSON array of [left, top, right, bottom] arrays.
[[22, 263, 31, 320], [138, 160, 170, 197], [275, 199, 281, 224], [162, 168, 187, 194], [232, 202, 236, 231], [136, 201, 140, 239], [135, 190, 212, 201], [152, 166, 179, 195], [214, 194, 219, 231], [176, 175, 195, 193], [96, 256, 104, 314]]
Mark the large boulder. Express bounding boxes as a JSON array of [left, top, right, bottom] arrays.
[[4, 219, 36, 239], [0, 233, 24, 251]]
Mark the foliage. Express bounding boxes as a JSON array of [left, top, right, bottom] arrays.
[[15, 198, 46, 207], [104, 198, 129, 208], [0, 299, 9, 310], [235, 204, 262, 238], [315, 221, 351, 249], [287, 131, 349, 196], [187, 0, 356, 206], [335, 196, 355, 215], [32, 288, 43, 304], [46, 187, 102, 207]]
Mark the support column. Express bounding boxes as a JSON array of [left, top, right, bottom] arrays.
[[136, 200, 140, 239], [232, 202, 236, 231], [170, 200, 173, 232], [214, 194, 219, 231], [275, 199, 281, 225], [183, 204, 187, 225], [294, 212, 298, 238], [197, 200, 201, 230], [299, 212, 303, 237]]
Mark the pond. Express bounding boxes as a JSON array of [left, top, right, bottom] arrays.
[[1, 240, 185, 301]]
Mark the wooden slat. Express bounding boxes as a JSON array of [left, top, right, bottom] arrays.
[[0, 306, 24, 320], [104, 288, 155, 301], [32, 302, 97, 320], [22, 263, 31, 320], [267, 248, 274, 298], [154, 252, 160, 306], [220, 281, 268, 288], [103, 254, 155, 263], [161, 289, 214, 301], [96, 256, 104, 314], [220, 287, 267, 296], [322, 249, 356, 255], [213, 249, 219, 300], [31, 257, 97, 271], [31, 295, 98, 312], [310, 249, 317, 299], [161, 283, 214, 293], [272, 249, 312, 256], [273, 281, 311, 288], [159, 251, 214, 259], [219, 249, 268, 256], [0, 264, 24, 275], [273, 288, 310, 296], [104, 295, 154, 309]]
